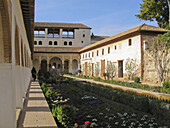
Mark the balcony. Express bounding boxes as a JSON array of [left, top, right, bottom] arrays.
[[34, 34, 45, 38]]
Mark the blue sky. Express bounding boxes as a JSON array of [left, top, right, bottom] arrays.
[[35, 0, 157, 36]]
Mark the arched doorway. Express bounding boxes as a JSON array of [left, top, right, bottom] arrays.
[[64, 60, 69, 74], [41, 59, 47, 73], [33, 59, 39, 72], [72, 59, 78, 74], [49, 57, 62, 70]]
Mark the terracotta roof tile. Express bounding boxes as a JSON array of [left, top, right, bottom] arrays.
[[80, 24, 169, 52], [34, 22, 91, 29]]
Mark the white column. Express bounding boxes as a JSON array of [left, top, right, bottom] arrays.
[[62, 56, 64, 71], [69, 56, 72, 73], [59, 29, 62, 38], [45, 28, 48, 38], [39, 56, 41, 69], [15, 34, 23, 109], [47, 56, 49, 71]]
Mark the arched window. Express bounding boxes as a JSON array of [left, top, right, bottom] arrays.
[[64, 41, 67, 45], [39, 41, 42, 45], [54, 41, 57, 45], [34, 41, 37, 45], [115, 45, 117, 50], [81, 41, 83, 43], [69, 41, 72, 45], [49, 41, 52, 45], [83, 34, 85, 37], [97, 50, 99, 56]]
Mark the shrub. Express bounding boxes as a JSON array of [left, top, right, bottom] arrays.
[[52, 105, 75, 128], [44, 72, 51, 79], [134, 77, 140, 83], [94, 77, 101, 81], [45, 88, 53, 99], [78, 70, 82, 73], [163, 81, 170, 88], [39, 80, 43, 86], [105, 73, 109, 77]]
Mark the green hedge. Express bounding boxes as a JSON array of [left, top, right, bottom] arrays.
[[67, 75, 170, 94]]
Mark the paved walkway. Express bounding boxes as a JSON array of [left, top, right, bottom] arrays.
[[64, 75, 170, 101], [17, 81, 58, 128]]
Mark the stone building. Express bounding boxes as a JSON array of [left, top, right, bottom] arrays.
[[0, 0, 34, 127], [33, 22, 91, 74], [80, 24, 169, 83]]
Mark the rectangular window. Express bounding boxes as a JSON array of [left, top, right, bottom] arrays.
[[97, 50, 99, 56], [108, 47, 110, 54], [34, 29, 45, 38], [92, 52, 94, 57], [102, 49, 104, 55], [89, 53, 90, 58], [85, 54, 87, 58], [115, 45, 117, 50], [129, 39, 132, 46], [62, 29, 74, 38]]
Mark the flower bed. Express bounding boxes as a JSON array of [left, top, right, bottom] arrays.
[[40, 77, 170, 128]]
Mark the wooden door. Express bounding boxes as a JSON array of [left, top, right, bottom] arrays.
[[92, 63, 94, 76], [118, 61, 123, 77], [101, 60, 105, 77], [85, 62, 87, 76]]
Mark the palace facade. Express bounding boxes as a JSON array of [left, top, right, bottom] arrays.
[[33, 22, 91, 74], [80, 24, 169, 83]]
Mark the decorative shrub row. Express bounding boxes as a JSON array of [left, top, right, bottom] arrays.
[[69, 75, 170, 94]]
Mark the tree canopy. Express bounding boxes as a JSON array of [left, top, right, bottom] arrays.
[[135, 0, 169, 28]]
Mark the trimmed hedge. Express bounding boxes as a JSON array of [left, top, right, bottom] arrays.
[[67, 75, 170, 94]]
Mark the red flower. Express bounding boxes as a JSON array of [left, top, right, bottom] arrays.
[[78, 115, 83, 118], [85, 121, 90, 125], [74, 123, 78, 127]]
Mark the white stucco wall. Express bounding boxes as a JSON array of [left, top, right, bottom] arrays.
[[80, 35, 141, 77], [0, 0, 32, 127]]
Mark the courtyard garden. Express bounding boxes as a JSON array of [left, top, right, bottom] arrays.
[[39, 72, 170, 128]]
